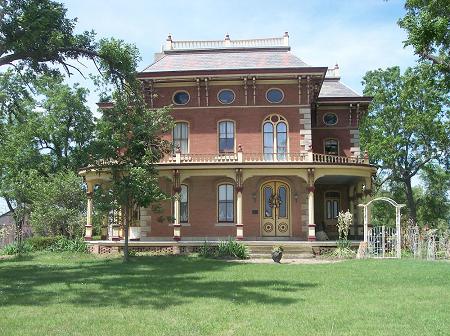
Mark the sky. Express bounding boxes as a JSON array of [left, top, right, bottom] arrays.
[[0, 0, 418, 214]]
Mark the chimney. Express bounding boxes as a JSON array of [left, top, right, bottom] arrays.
[[224, 34, 231, 47], [165, 34, 173, 50], [283, 31, 289, 46]]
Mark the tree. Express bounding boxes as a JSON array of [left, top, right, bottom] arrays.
[[28, 171, 86, 237], [1, 0, 142, 240], [91, 84, 173, 261], [398, 0, 450, 75], [0, 0, 138, 90], [417, 164, 450, 228], [361, 64, 449, 224], [0, 71, 93, 239]]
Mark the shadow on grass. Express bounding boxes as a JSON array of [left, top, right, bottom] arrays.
[[0, 255, 317, 309]]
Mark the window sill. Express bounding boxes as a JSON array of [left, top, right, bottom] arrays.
[[215, 223, 235, 227]]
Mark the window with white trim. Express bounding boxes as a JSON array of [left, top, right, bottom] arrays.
[[218, 121, 235, 153], [218, 184, 234, 222], [173, 122, 188, 154], [179, 184, 188, 223]]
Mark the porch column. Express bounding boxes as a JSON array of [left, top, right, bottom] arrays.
[[84, 182, 94, 241], [349, 185, 355, 236], [307, 187, 316, 241], [173, 169, 181, 241], [236, 188, 243, 240], [235, 169, 244, 240], [307, 169, 316, 241]]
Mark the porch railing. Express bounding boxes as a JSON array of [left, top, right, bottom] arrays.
[[158, 151, 369, 165]]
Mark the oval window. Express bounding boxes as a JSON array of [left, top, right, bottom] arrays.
[[218, 89, 235, 104], [173, 91, 190, 105], [266, 88, 284, 103], [323, 113, 338, 126]]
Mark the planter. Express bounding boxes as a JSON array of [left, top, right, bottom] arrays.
[[272, 250, 283, 263], [129, 227, 141, 241]]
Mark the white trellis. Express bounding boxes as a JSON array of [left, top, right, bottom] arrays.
[[358, 197, 406, 259]]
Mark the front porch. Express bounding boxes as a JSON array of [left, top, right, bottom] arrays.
[[80, 161, 376, 244]]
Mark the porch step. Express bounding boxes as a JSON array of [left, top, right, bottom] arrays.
[[248, 244, 315, 259], [250, 253, 315, 259]]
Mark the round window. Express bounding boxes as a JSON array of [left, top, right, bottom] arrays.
[[266, 88, 284, 103], [323, 113, 338, 126], [173, 91, 190, 105], [218, 89, 235, 104]]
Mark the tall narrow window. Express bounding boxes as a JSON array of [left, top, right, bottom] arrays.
[[173, 122, 188, 154], [325, 191, 340, 219], [263, 114, 288, 161], [218, 121, 235, 152], [218, 184, 234, 222], [324, 139, 339, 156], [179, 185, 188, 223]]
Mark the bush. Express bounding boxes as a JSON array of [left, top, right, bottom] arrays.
[[198, 241, 217, 258], [1, 241, 33, 255], [216, 238, 249, 259], [47, 237, 88, 253], [26, 236, 62, 251]]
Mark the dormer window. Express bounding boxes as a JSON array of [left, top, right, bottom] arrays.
[[217, 89, 235, 104], [266, 88, 284, 103], [173, 91, 190, 105]]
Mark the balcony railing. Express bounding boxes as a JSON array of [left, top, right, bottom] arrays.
[[158, 152, 369, 165]]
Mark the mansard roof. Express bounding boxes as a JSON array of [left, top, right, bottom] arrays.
[[143, 49, 310, 73], [319, 79, 360, 98], [142, 33, 314, 73], [140, 34, 370, 102]]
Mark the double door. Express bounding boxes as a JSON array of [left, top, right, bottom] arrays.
[[261, 181, 290, 237]]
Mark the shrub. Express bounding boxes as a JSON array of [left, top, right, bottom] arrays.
[[216, 238, 249, 259], [26, 236, 62, 251], [1, 241, 33, 255], [47, 237, 88, 253], [198, 241, 217, 258]]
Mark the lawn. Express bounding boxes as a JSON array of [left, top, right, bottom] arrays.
[[0, 253, 449, 336]]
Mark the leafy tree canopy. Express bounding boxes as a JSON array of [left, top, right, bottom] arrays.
[[361, 63, 449, 223], [0, 0, 140, 90], [398, 0, 450, 75]]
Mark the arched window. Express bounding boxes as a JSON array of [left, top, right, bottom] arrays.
[[324, 139, 339, 156], [218, 121, 235, 152], [173, 122, 188, 154], [325, 191, 340, 219], [179, 184, 188, 223], [263, 114, 288, 160], [218, 184, 234, 222]]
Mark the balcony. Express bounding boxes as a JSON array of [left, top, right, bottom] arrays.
[[158, 151, 369, 165]]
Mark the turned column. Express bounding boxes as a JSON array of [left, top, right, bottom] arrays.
[[235, 169, 244, 240], [84, 182, 94, 241], [173, 169, 181, 241], [307, 169, 316, 241]]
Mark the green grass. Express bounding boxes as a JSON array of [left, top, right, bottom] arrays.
[[0, 253, 449, 336]]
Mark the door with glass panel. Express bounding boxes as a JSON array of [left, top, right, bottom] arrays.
[[263, 115, 288, 161], [261, 181, 290, 237]]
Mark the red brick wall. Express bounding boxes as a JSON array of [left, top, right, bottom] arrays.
[[145, 175, 308, 239], [154, 84, 356, 157]]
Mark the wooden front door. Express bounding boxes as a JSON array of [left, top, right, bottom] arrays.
[[261, 181, 290, 237]]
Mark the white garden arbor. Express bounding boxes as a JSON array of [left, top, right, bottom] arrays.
[[358, 197, 406, 258]]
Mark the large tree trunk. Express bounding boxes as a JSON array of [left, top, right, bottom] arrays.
[[404, 177, 417, 224], [5, 197, 22, 243], [123, 202, 130, 262]]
